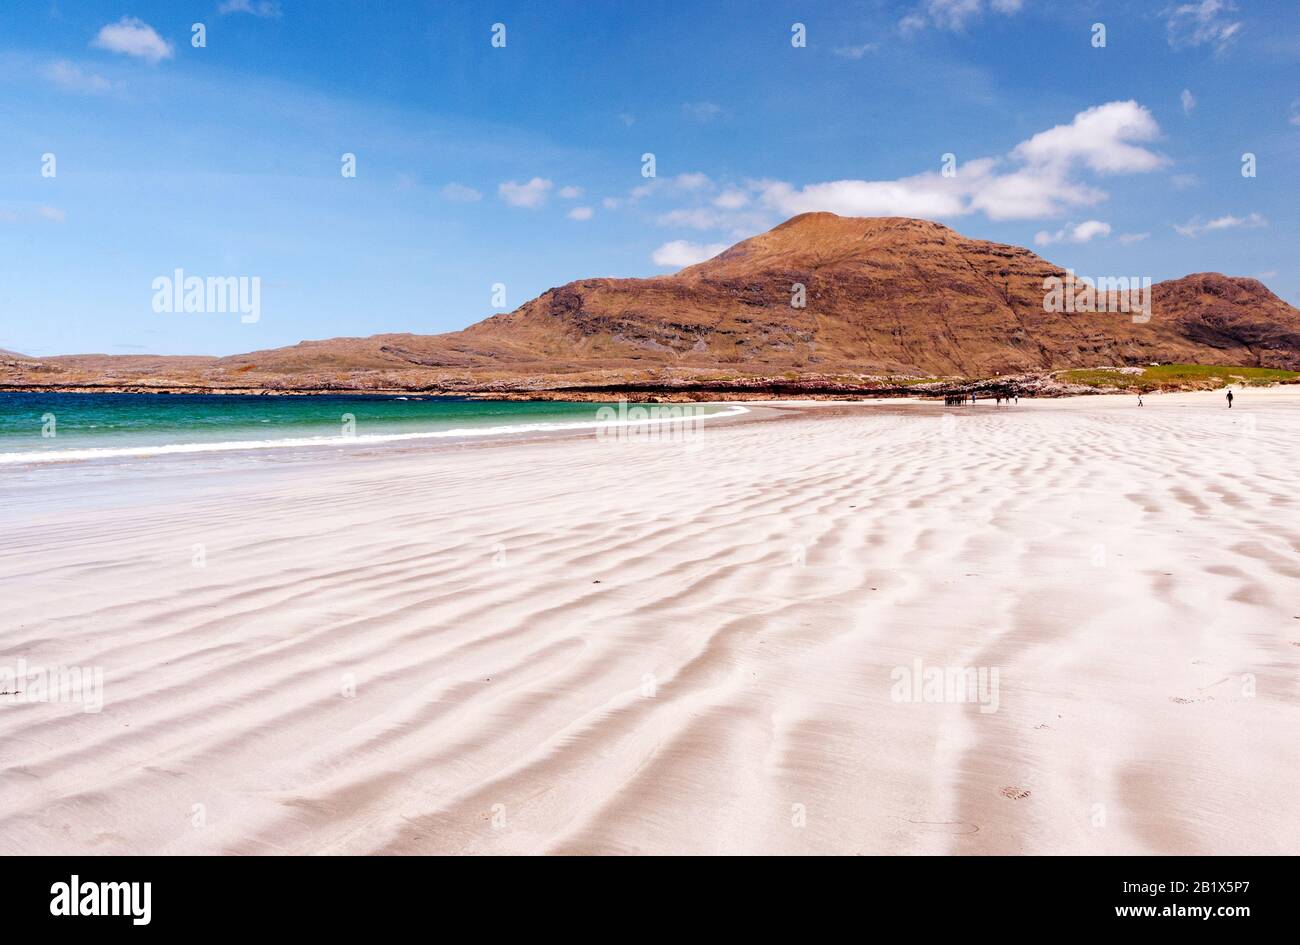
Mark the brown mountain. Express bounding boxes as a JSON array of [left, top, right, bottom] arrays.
[[6, 213, 1299, 396]]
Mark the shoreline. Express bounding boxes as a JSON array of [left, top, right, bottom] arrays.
[[0, 401, 759, 467], [2, 387, 1279, 468], [3, 377, 1295, 401]]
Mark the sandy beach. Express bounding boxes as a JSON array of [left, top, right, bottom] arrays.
[[1, 390, 1297, 855]]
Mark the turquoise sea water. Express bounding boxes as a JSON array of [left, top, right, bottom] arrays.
[[0, 393, 740, 464]]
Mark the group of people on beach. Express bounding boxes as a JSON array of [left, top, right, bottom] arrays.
[[943, 392, 1019, 406]]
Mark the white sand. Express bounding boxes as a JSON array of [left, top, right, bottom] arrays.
[[1, 389, 1297, 855]]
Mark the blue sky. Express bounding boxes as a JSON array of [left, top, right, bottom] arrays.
[[1, 0, 1297, 356]]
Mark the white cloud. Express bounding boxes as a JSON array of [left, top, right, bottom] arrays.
[[713, 189, 749, 210], [43, 60, 111, 94], [1164, 0, 1242, 52], [682, 102, 723, 123], [567, 206, 593, 221], [834, 43, 878, 59], [626, 172, 713, 203], [675, 172, 711, 191], [1181, 88, 1197, 114], [91, 17, 173, 63], [759, 175, 969, 219], [440, 182, 481, 202], [218, 0, 282, 16], [558, 185, 583, 199], [656, 206, 772, 238], [1034, 220, 1111, 246], [1118, 232, 1151, 244], [1012, 101, 1164, 174], [652, 240, 729, 268], [902, 0, 1024, 32], [658, 208, 727, 229], [1289, 99, 1300, 126], [498, 177, 553, 208], [966, 165, 1105, 220], [36, 206, 67, 223], [1173, 212, 1266, 237], [684, 102, 1164, 227]]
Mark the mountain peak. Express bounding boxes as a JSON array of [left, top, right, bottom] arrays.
[[6, 215, 1299, 393]]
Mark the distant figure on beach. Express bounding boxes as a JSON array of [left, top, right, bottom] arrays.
[[1138, 394, 1144, 407], [1227, 390, 1234, 408], [996, 394, 1002, 406]]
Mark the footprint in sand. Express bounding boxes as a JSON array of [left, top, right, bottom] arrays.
[[1000, 786, 1031, 800]]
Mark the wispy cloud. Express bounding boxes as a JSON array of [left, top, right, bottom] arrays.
[[1034, 220, 1111, 246], [651, 239, 728, 268], [90, 17, 173, 63], [901, 0, 1025, 33], [43, 59, 112, 94], [682, 102, 723, 123], [1173, 211, 1266, 236], [1164, 1, 1242, 53], [440, 182, 481, 203], [834, 43, 878, 59], [2, 205, 69, 224], [1181, 88, 1197, 114], [567, 206, 593, 221], [218, 0, 282, 17], [713, 189, 749, 210], [498, 177, 553, 208], [618, 172, 713, 206]]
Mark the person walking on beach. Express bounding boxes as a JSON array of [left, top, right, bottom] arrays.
[[1138, 394, 1144, 407], [1226, 389, 1234, 408]]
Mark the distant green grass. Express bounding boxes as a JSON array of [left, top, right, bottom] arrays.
[[1060, 364, 1300, 391], [886, 376, 946, 387]]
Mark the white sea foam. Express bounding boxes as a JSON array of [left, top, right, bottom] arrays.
[[0, 405, 749, 465]]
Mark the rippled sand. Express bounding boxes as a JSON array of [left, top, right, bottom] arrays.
[[2, 390, 1297, 855]]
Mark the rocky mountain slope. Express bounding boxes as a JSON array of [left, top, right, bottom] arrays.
[[5, 213, 1299, 396]]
